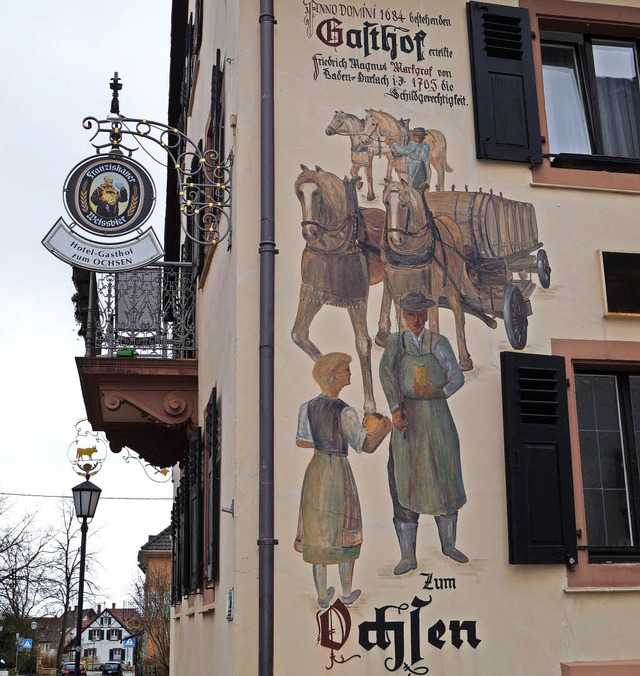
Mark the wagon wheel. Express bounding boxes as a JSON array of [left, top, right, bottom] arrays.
[[536, 249, 551, 289], [503, 284, 528, 350]]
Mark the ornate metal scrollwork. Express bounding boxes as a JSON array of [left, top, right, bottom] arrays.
[[120, 447, 173, 484], [81, 73, 232, 247]]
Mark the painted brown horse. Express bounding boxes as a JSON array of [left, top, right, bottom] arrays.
[[292, 165, 392, 413], [381, 179, 474, 371]]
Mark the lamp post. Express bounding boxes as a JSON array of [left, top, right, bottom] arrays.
[[72, 479, 101, 676], [30, 621, 37, 676]]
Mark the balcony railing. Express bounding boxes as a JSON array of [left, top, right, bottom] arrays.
[[77, 263, 196, 358]]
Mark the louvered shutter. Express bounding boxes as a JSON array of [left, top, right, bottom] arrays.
[[179, 453, 190, 597], [206, 388, 221, 582], [170, 497, 180, 604], [501, 351, 577, 564], [188, 427, 203, 591], [100, 630, 105, 641], [210, 50, 225, 159], [467, 2, 542, 163]]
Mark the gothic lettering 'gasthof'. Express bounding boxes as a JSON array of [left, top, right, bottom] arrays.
[[316, 18, 427, 61]]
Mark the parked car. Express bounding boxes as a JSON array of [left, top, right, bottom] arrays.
[[57, 662, 87, 676], [102, 662, 123, 675]]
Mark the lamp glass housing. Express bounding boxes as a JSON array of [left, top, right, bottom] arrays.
[[72, 480, 102, 519]]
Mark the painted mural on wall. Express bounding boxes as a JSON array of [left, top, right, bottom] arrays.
[[294, 353, 392, 606], [288, 1, 552, 672], [316, 574, 482, 671]]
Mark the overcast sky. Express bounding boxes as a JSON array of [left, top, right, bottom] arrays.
[[0, 1, 174, 609]]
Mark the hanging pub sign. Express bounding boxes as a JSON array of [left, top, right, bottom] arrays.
[[44, 152, 163, 272], [63, 155, 156, 237]]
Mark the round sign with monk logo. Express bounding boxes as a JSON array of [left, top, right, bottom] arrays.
[[63, 154, 156, 236]]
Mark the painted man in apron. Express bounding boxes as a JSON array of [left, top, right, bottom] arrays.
[[295, 353, 391, 607], [379, 292, 468, 574], [385, 127, 430, 190]]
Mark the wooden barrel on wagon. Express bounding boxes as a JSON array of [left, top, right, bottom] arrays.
[[424, 191, 539, 260]]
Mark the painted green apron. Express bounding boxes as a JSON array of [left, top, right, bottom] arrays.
[[392, 332, 467, 515]]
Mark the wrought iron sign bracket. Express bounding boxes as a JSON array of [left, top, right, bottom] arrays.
[[81, 73, 233, 248]]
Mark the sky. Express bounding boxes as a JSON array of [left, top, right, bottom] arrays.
[[0, 1, 174, 608]]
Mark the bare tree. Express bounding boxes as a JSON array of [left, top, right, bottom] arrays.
[[0, 497, 49, 619], [0, 497, 48, 590], [131, 566, 170, 676], [0, 497, 50, 668], [43, 500, 99, 666]]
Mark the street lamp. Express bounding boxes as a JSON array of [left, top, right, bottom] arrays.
[[72, 480, 101, 676], [30, 622, 37, 676]]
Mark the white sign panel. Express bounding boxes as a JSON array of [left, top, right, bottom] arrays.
[[43, 218, 163, 272]]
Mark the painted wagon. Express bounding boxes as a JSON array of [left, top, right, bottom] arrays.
[[424, 190, 551, 350]]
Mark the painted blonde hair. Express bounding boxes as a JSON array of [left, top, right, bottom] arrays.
[[312, 352, 352, 389]]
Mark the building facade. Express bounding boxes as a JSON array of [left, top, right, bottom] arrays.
[[74, 0, 640, 674], [64, 606, 135, 668]]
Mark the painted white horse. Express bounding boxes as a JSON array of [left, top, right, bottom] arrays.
[[362, 109, 453, 199]]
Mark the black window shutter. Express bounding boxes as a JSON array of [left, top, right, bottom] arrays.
[[210, 50, 225, 160], [118, 630, 122, 641], [179, 451, 191, 597], [170, 498, 180, 604], [100, 630, 104, 641], [188, 427, 203, 592], [501, 351, 577, 564], [467, 1, 542, 163], [206, 388, 221, 582]]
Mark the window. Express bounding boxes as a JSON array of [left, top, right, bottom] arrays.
[[552, 338, 640, 588], [100, 616, 112, 627], [83, 648, 96, 658], [108, 629, 122, 641], [171, 429, 203, 602], [108, 649, 123, 661], [541, 33, 640, 166], [575, 371, 640, 562], [89, 629, 102, 641], [600, 251, 640, 316], [468, 0, 640, 190]]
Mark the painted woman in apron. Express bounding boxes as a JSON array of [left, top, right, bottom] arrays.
[[295, 352, 391, 607], [379, 292, 468, 574]]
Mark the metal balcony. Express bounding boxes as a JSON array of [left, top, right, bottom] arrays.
[[73, 263, 196, 359]]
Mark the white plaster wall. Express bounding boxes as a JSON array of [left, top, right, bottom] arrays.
[[171, 0, 640, 674]]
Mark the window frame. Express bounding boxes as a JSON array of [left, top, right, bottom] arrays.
[[540, 30, 640, 162], [520, 0, 640, 192], [599, 250, 640, 317], [573, 368, 640, 561], [552, 338, 640, 588]]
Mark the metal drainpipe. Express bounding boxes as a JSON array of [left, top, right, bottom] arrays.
[[258, 1, 277, 676]]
